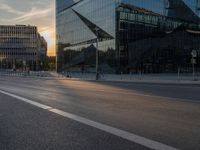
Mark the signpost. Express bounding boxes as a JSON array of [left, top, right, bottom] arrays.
[[191, 50, 197, 58], [191, 50, 197, 81]]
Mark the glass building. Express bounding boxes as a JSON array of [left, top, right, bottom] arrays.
[[56, 0, 200, 73]]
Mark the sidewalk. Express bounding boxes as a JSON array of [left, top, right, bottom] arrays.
[[0, 71, 62, 80], [65, 73, 200, 84], [1, 71, 200, 84]]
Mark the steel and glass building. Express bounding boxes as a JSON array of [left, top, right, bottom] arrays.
[[56, 0, 200, 73], [0, 25, 47, 70]]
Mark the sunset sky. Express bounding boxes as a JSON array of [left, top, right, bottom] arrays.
[[0, 0, 55, 56]]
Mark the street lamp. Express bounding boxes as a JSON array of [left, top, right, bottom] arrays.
[[0, 57, 3, 70], [95, 27, 99, 80]]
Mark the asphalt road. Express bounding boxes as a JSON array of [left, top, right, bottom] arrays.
[[0, 76, 200, 150]]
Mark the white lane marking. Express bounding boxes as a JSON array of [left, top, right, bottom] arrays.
[[0, 90, 52, 110], [0, 89, 178, 150], [50, 109, 178, 150]]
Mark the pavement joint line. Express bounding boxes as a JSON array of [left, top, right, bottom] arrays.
[[0, 89, 179, 150]]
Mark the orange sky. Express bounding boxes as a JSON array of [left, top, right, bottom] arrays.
[[0, 0, 56, 56], [40, 28, 56, 56]]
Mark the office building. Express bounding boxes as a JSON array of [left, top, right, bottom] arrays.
[[0, 25, 47, 70], [56, 0, 200, 73]]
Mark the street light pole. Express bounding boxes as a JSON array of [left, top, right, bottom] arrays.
[[0, 57, 2, 70], [95, 28, 99, 80], [192, 63, 195, 81]]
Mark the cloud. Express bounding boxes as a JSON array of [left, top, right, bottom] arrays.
[[14, 7, 53, 22], [0, 3, 24, 15], [0, 0, 55, 56]]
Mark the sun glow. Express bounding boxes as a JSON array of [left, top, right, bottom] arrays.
[[41, 31, 52, 45], [39, 28, 56, 56]]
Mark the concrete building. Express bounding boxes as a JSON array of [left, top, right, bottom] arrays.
[[0, 25, 47, 71], [38, 36, 48, 70]]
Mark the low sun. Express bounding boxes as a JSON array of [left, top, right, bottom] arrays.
[[40, 31, 52, 46]]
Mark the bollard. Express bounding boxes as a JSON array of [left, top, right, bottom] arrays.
[[139, 71, 142, 80]]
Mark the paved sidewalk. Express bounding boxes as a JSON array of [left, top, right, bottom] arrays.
[[1, 71, 200, 84], [65, 73, 200, 84]]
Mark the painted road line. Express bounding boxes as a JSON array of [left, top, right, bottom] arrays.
[[0, 90, 52, 110], [0, 89, 178, 150], [50, 108, 178, 150]]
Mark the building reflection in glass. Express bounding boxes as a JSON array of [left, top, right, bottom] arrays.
[[56, 0, 200, 73]]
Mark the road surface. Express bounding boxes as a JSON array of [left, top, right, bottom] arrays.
[[0, 77, 200, 150]]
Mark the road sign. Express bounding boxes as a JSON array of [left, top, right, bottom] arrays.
[[191, 58, 196, 64], [191, 50, 197, 58]]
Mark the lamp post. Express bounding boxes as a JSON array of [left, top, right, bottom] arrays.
[[95, 27, 99, 80], [0, 57, 2, 70]]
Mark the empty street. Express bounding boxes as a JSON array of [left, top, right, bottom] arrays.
[[0, 77, 200, 150]]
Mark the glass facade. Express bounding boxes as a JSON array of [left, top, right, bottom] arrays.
[[56, 0, 81, 13], [56, 0, 200, 73], [117, 4, 200, 73], [56, 0, 117, 73], [122, 0, 199, 16]]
